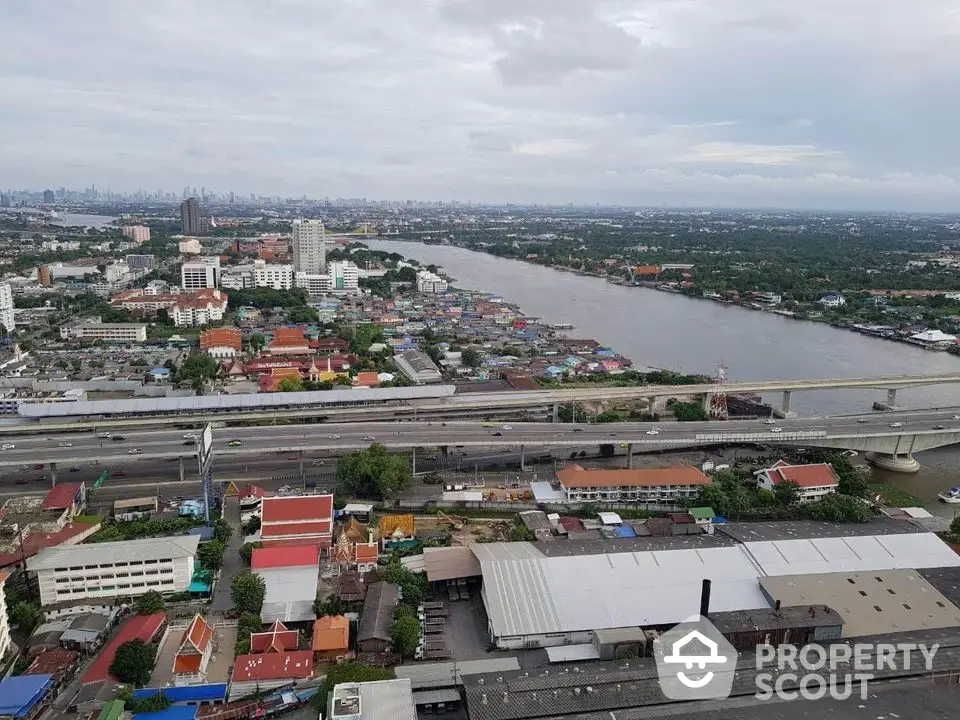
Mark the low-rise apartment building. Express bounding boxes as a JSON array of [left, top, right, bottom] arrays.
[[754, 460, 840, 503], [27, 536, 200, 607], [121, 226, 151, 243], [417, 270, 448, 293], [253, 260, 294, 290], [60, 320, 147, 343], [555, 465, 712, 503]]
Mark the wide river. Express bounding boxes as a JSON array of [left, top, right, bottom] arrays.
[[364, 239, 960, 509]]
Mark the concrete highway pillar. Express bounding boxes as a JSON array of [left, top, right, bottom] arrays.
[[886, 389, 898, 408], [179, 457, 185, 483], [700, 394, 711, 413], [412, 446, 417, 476], [298, 452, 304, 484], [520, 444, 525, 472], [552, 403, 559, 423], [49, 462, 57, 487], [647, 397, 658, 416], [866, 452, 920, 473], [781, 391, 792, 415], [626, 444, 634, 469]]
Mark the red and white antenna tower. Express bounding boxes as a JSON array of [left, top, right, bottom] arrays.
[[709, 363, 729, 420]]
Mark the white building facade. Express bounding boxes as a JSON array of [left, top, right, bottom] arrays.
[[295, 261, 359, 296], [0, 282, 14, 335], [27, 536, 200, 606], [253, 260, 294, 290], [416, 270, 448, 294], [292, 219, 326, 274], [61, 321, 148, 342], [0, 571, 11, 660], [181, 257, 221, 290], [121, 225, 151, 243]]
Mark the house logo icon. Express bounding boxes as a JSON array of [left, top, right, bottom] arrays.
[[654, 615, 738, 701]]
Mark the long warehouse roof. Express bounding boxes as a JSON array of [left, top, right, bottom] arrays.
[[473, 532, 960, 640], [17, 384, 456, 417]]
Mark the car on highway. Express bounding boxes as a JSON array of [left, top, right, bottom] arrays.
[[764, 419, 776, 425], [182, 439, 195, 446], [889, 422, 904, 428], [857, 418, 868, 423], [770, 427, 783, 433], [112, 435, 125, 441], [1, 443, 14, 450], [573, 428, 583, 432], [34, 464, 43, 470], [34, 474, 45, 481], [501, 425, 512, 430], [327, 434, 341, 439], [953, 415, 960, 421], [228, 440, 242, 446], [128, 448, 143, 454], [15, 478, 29, 485], [58, 442, 73, 447], [182, 433, 195, 439], [69, 466, 81, 472], [933, 424, 946, 430], [95, 431, 111, 439], [491, 431, 502, 436], [482, 423, 495, 428], [312, 459, 324, 466], [646, 429, 659, 436], [112, 470, 126, 477], [363, 435, 376, 441], [554, 433, 563, 437]]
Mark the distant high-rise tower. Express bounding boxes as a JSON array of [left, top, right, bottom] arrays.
[[180, 197, 200, 235], [292, 219, 327, 274], [42, 190, 54, 203]]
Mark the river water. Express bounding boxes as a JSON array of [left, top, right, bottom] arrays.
[[363, 239, 960, 511]]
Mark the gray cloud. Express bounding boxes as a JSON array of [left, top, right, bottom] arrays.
[[0, 0, 959, 209]]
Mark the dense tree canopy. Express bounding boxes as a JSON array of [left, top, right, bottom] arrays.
[[230, 570, 266, 614], [337, 443, 412, 499], [110, 640, 157, 687]]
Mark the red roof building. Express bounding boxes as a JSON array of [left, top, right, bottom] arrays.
[[310, 337, 349, 355], [231, 650, 314, 683], [24, 648, 78, 680], [42, 482, 85, 514], [173, 614, 215, 681], [259, 495, 334, 548], [755, 461, 840, 503], [82, 612, 166, 683], [269, 328, 311, 355], [251, 545, 319, 570], [353, 371, 380, 388], [250, 620, 300, 653], [556, 465, 711, 503], [200, 328, 242, 355]]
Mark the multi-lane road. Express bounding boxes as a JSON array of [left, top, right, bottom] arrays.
[[1, 407, 959, 469]]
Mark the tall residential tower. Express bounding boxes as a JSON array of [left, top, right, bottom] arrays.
[[180, 197, 200, 235], [292, 219, 326, 274]]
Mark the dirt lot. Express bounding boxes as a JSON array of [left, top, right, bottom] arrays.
[[417, 515, 515, 545]]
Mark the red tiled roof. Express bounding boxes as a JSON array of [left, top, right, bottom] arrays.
[[231, 651, 314, 682], [353, 372, 380, 387], [251, 621, 299, 653], [260, 495, 333, 523], [200, 328, 242, 351], [354, 542, 378, 564], [83, 612, 166, 683], [270, 328, 309, 347], [259, 537, 332, 549], [174, 654, 204, 674], [178, 614, 214, 657], [312, 616, 349, 653], [0, 521, 99, 570], [42, 482, 83, 510], [764, 462, 840, 488], [260, 521, 331, 538], [251, 544, 319, 569], [240, 484, 265, 500]]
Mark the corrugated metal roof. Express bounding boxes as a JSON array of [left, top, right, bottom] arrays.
[[28, 535, 199, 570], [259, 566, 318, 623], [395, 658, 521, 689], [331, 679, 416, 720], [18, 384, 454, 417], [545, 643, 600, 662], [744, 533, 960, 576], [474, 543, 768, 638], [423, 546, 482, 582]]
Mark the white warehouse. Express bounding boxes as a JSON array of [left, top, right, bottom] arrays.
[[28, 535, 200, 606]]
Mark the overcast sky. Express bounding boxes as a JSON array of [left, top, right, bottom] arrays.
[[3, 0, 960, 210]]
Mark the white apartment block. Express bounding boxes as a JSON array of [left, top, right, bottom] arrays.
[[292, 219, 326, 274], [172, 292, 229, 327], [295, 261, 359, 296], [253, 260, 294, 290], [27, 535, 200, 607], [220, 267, 254, 290], [122, 225, 151, 243], [61, 321, 148, 342], [0, 571, 11, 661], [181, 256, 221, 290], [0, 282, 13, 335], [416, 270, 448, 294], [104, 262, 130, 283], [178, 237, 203, 255]]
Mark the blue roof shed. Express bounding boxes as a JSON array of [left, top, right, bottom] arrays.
[[133, 684, 227, 705], [133, 707, 199, 720], [0, 675, 54, 718]]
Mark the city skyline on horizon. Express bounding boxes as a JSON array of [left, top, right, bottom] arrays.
[[3, 3, 960, 213]]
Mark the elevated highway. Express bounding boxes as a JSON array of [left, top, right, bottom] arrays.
[[4, 406, 960, 478], [8, 372, 960, 430]]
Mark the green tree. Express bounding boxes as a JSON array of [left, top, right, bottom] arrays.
[[177, 353, 219, 390], [595, 410, 621, 423], [249, 333, 266, 353], [669, 400, 710, 422], [230, 570, 266, 614], [380, 564, 429, 608], [134, 590, 165, 615], [239, 541, 263, 565], [804, 494, 872, 523], [314, 594, 345, 617], [950, 515, 960, 542], [773, 480, 801, 507], [213, 518, 233, 543], [696, 485, 729, 515], [110, 640, 157, 687], [461, 348, 482, 368], [287, 305, 319, 323], [277, 375, 304, 393], [337, 443, 413, 499], [390, 611, 420, 656], [9, 602, 43, 633], [234, 611, 262, 656], [197, 540, 226, 571]]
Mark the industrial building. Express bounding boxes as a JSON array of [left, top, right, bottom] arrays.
[[393, 349, 443, 384], [27, 536, 200, 606], [471, 532, 960, 650]]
